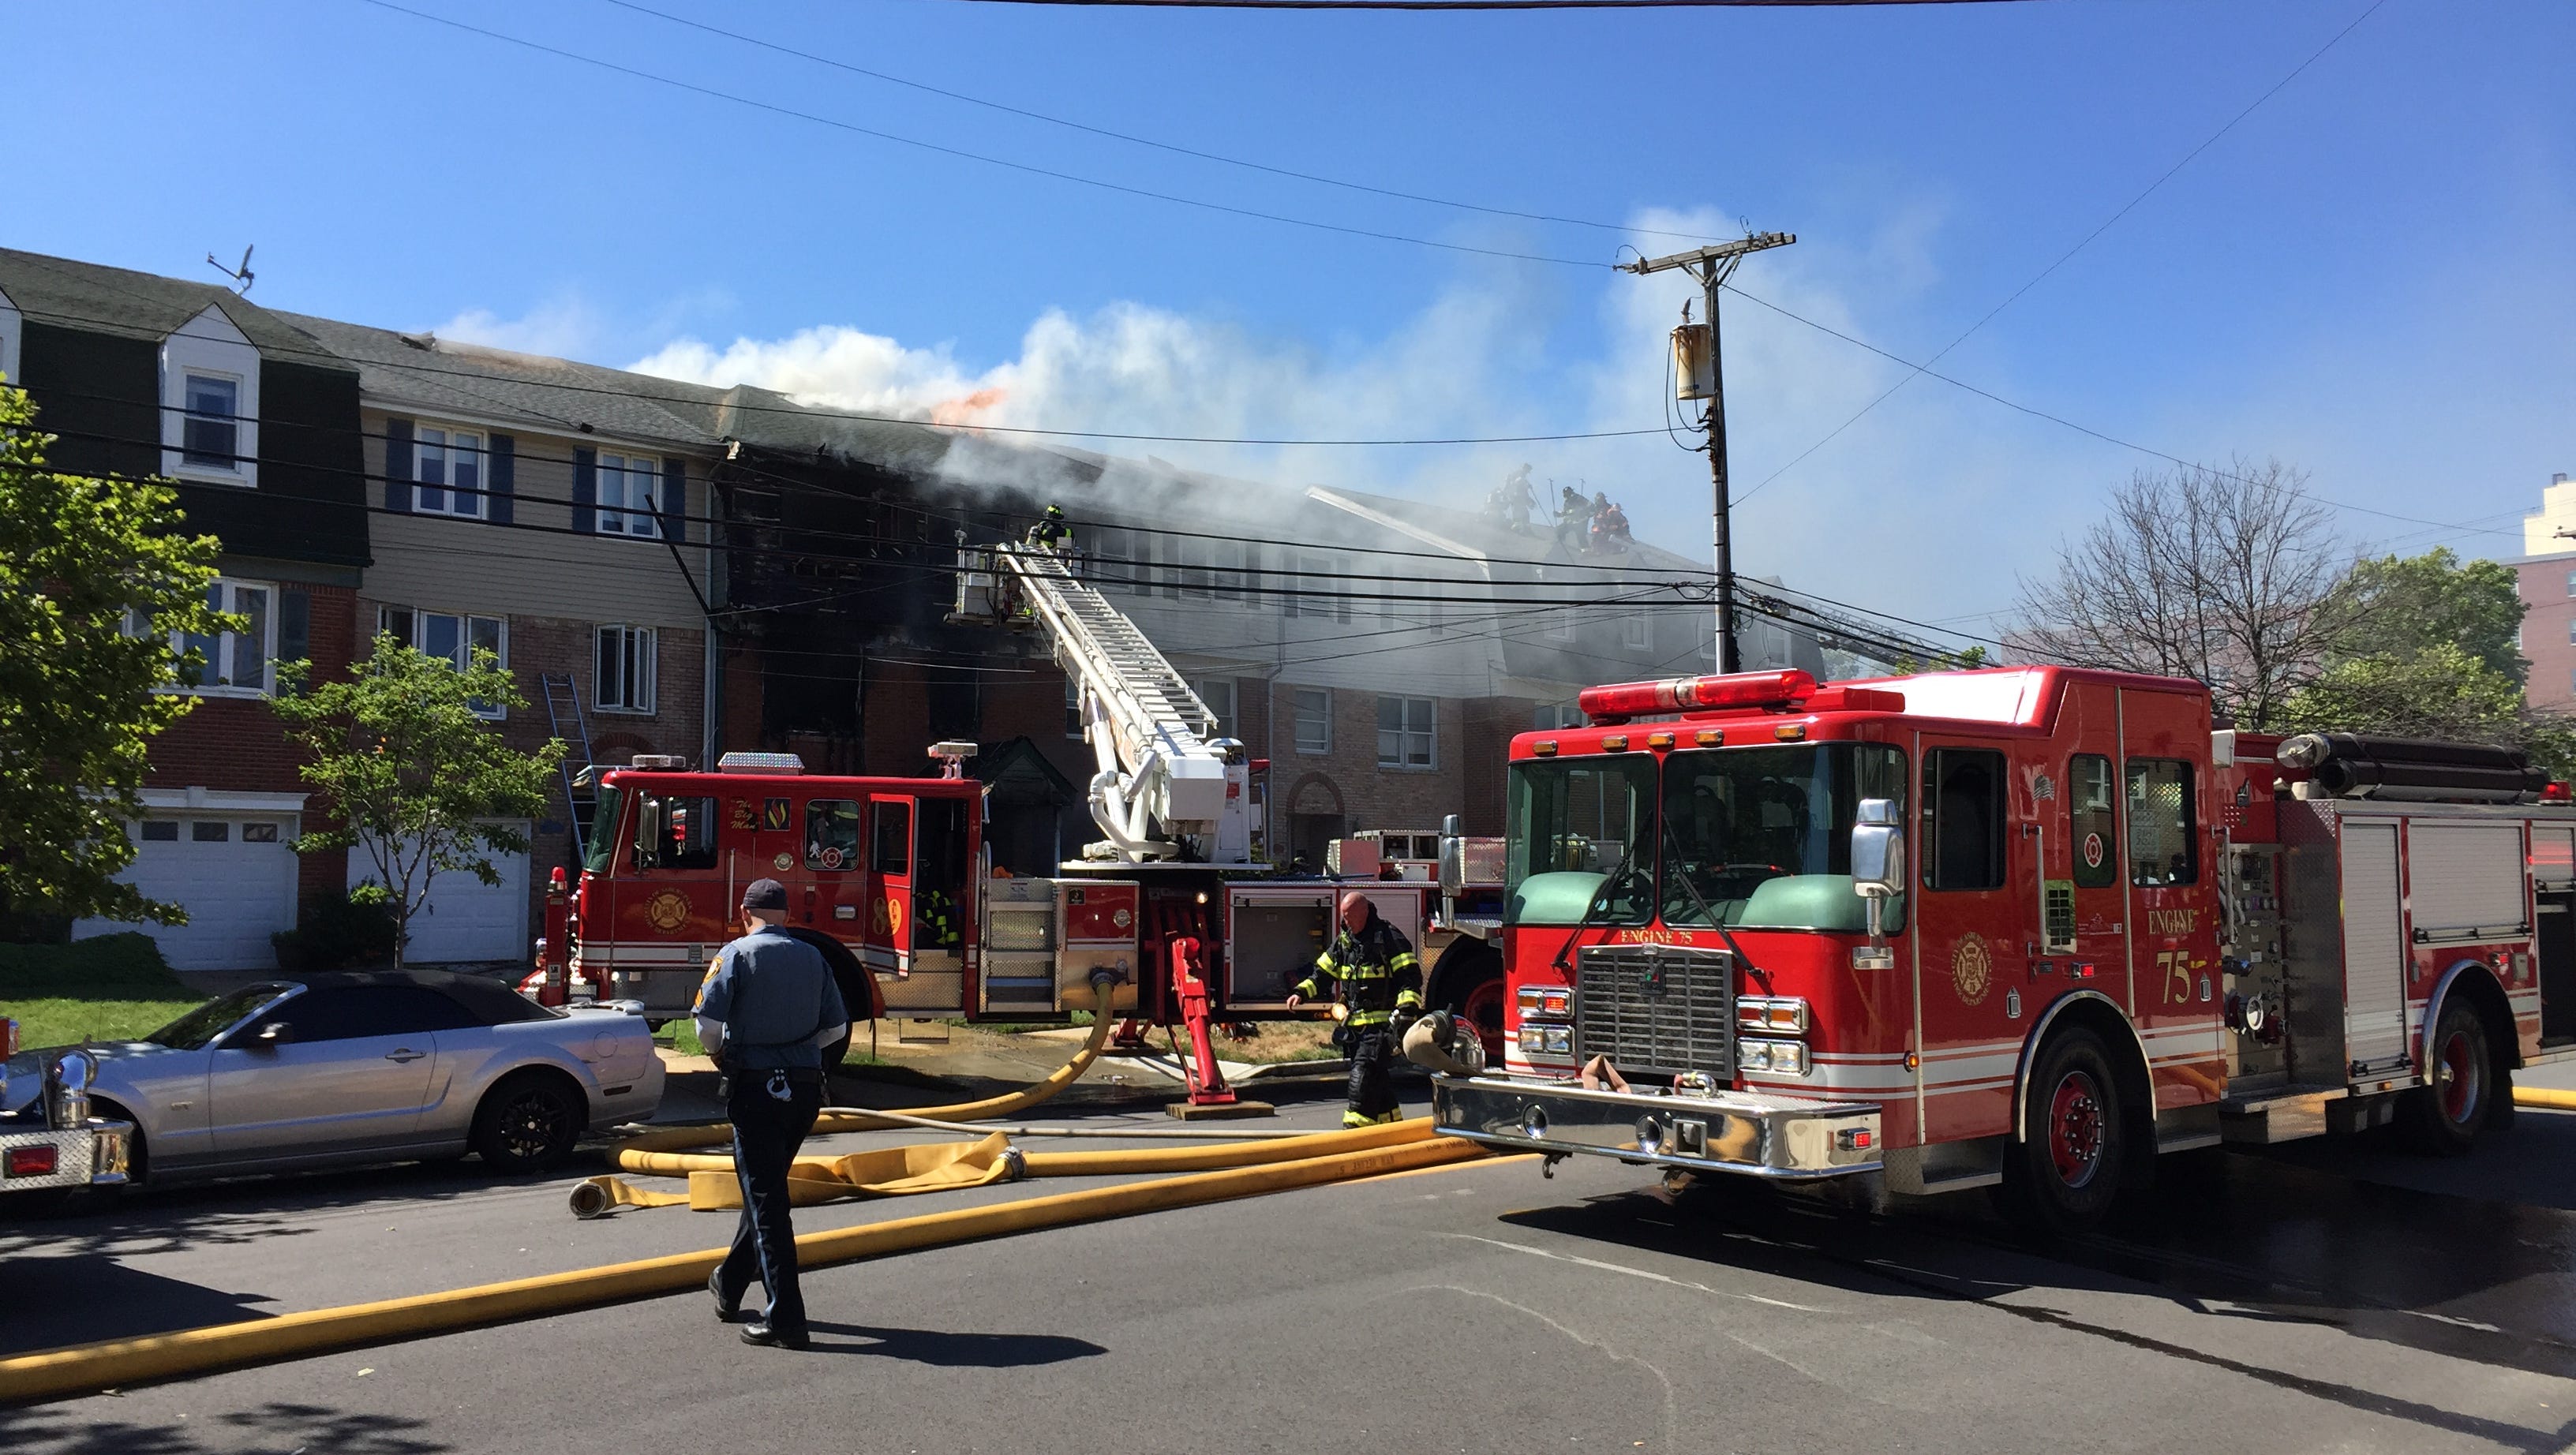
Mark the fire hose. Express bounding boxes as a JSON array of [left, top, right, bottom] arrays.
[[0, 1123, 1486, 1407]]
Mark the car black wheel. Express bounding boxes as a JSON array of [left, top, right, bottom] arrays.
[[2400, 997, 2492, 1156], [1998, 1028, 2127, 1236], [471, 1072, 582, 1173]]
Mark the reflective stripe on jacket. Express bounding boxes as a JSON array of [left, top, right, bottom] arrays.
[[1291, 914, 1422, 1027]]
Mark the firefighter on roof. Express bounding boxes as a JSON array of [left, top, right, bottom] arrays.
[[1286, 890, 1422, 1127]]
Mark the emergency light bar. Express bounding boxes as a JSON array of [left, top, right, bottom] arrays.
[[716, 751, 806, 775], [1579, 669, 1817, 724]]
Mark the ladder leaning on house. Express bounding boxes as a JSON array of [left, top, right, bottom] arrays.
[[540, 672, 598, 862]]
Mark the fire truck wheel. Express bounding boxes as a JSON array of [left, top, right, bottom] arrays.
[[1432, 939, 1505, 1067], [470, 1071, 583, 1174], [2399, 998, 2492, 1156], [2001, 1029, 2125, 1236]]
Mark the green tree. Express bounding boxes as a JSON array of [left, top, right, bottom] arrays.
[[2280, 643, 2527, 746], [272, 637, 562, 967], [2325, 547, 2527, 682], [0, 383, 231, 926]]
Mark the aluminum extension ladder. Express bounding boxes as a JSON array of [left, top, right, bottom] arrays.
[[540, 671, 597, 861]]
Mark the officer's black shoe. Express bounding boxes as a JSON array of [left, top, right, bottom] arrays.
[[739, 1320, 811, 1350], [708, 1271, 744, 1323]]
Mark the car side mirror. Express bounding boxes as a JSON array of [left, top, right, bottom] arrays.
[[253, 1020, 296, 1049]]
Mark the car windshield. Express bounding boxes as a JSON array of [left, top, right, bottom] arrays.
[[145, 983, 292, 1050], [1661, 742, 1908, 931], [1503, 756, 1657, 926]]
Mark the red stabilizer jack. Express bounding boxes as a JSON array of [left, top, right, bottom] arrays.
[[1167, 936, 1237, 1107]]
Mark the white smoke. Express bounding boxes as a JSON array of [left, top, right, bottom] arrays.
[[623, 210, 2115, 627]]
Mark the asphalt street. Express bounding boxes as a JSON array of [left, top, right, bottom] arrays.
[[9, 1067, 2576, 1455]]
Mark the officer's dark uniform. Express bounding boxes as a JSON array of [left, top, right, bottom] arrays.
[[695, 881, 848, 1348], [1293, 908, 1422, 1127]]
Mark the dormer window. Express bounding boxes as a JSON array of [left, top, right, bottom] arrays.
[[182, 373, 240, 467], [160, 304, 260, 488], [0, 286, 21, 385]]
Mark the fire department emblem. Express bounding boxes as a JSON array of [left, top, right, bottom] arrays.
[[773, 853, 793, 873], [2081, 832, 2106, 871], [645, 889, 691, 933], [1951, 933, 1994, 1007]]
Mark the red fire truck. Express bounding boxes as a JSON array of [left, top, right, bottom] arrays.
[[1429, 664, 2576, 1230], [530, 746, 1447, 1098]]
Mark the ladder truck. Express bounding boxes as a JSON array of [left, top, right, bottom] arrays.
[[527, 540, 1450, 1107], [1426, 664, 2576, 1231]]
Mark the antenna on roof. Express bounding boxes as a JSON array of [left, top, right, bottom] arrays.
[[206, 245, 255, 295]]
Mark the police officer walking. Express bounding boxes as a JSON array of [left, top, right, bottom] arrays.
[[695, 878, 848, 1348], [1286, 891, 1422, 1128]]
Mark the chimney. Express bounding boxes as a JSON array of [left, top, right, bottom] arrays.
[[2559, 473, 2571, 486]]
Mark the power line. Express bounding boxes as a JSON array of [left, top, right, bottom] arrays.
[[603, 0, 1731, 245], [1713, 282, 2524, 543], [355, 0, 1608, 269], [1735, 0, 2391, 506]]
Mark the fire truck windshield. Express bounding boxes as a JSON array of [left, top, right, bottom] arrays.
[[1661, 743, 1907, 933], [1504, 757, 1656, 926], [582, 784, 620, 876]]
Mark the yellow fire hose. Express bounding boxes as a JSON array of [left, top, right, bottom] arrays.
[[0, 1126, 1488, 1407], [571, 1118, 1432, 1214], [613, 982, 1125, 1159], [2515, 1086, 2576, 1111]]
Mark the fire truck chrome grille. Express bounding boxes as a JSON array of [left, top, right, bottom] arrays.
[[1574, 944, 1734, 1079]]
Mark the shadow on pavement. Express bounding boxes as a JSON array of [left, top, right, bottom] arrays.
[[0, 1401, 451, 1455], [801, 1322, 1110, 1367], [0, 1255, 275, 1356]]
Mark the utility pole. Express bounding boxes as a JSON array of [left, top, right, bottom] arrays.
[[1619, 231, 1793, 674]]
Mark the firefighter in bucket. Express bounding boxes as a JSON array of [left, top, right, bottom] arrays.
[[1286, 891, 1422, 1127]]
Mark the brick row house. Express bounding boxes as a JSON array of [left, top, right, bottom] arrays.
[[2, 249, 369, 970], [8, 244, 1759, 970]]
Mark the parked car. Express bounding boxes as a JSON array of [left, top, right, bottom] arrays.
[[1, 970, 665, 1188]]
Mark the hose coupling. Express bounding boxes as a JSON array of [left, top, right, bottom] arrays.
[[568, 1178, 616, 1220]]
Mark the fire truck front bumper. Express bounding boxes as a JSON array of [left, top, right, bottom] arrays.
[[1432, 1073, 1882, 1180]]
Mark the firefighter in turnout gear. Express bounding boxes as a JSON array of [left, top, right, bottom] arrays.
[[1286, 890, 1422, 1127], [1025, 503, 1070, 552]]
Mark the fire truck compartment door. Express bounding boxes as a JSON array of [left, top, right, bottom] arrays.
[[1226, 885, 1335, 1008], [2406, 821, 2530, 941], [981, 875, 1060, 1014], [2341, 821, 2409, 1075], [1057, 880, 1140, 1015]]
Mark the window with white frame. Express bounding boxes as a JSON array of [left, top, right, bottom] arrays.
[[1292, 687, 1331, 754], [1544, 608, 1575, 641], [379, 607, 507, 717], [1065, 677, 1086, 739], [596, 454, 663, 538], [1164, 535, 1214, 600], [1531, 703, 1581, 731], [1194, 678, 1236, 739], [159, 305, 260, 487], [1285, 553, 1351, 622], [1215, 540, 1253, 607], [1377, 696, 1436, 769], [135, 578, 275, 696], [182, 374, 239, 469], [2563, 570, 2576, 599], [1089, 527, 1140, 595], [597, 625, 657, 713], [1621, 612, 1651, 651], [412, 428, 486, 519]]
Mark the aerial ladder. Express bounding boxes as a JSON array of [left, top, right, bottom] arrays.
[[949, 540, 1252, 866]]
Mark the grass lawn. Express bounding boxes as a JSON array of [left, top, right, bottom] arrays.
[[0, 934, 203, 1048]]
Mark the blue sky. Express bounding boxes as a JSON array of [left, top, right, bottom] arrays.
[[8, 0, 2570, 638]]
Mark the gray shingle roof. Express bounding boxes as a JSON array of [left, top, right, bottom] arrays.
[[0, 247, 344, 363], [273, 312, 729, 452]]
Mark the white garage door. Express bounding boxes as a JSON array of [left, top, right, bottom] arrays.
[[352, 825, 529, 965], [73, 814, 301, 971]]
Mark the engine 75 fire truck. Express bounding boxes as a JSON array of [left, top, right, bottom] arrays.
[[527, 541, 1458, 1105], [1428, 664, 2576, 1229]]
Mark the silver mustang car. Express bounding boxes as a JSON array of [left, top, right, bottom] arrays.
[[3, 970, 665, 1187]]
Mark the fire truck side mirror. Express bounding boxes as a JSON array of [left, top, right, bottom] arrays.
[[1851, 798, 1905, 900]]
